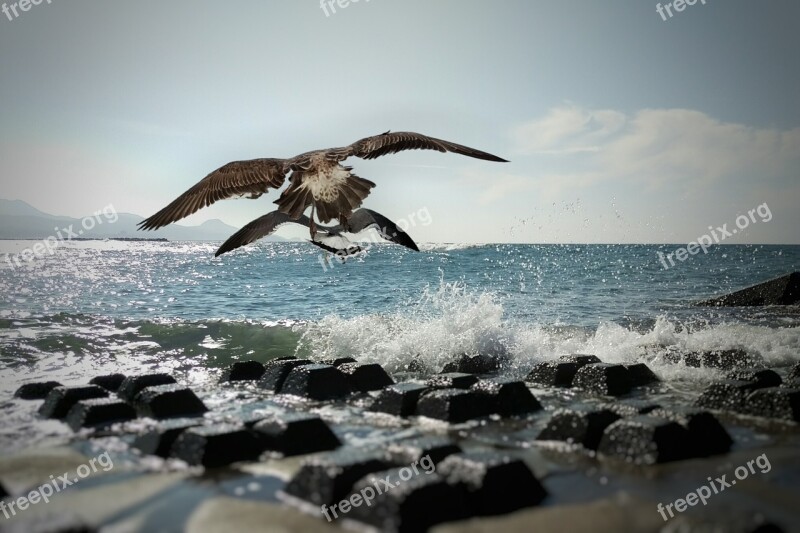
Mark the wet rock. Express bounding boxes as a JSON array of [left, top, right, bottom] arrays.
[[320, 357, 357, 367], [625, 363, 660, 387], [257, 358, 313, 392], [650, 407, 733, 457], [526, 361, 580, 387], [598, 415, 692, 464], [369, 382, 429, 417], [607, 400, 662, 417], [573, 363, 632, 396], [132, 420, 202, 457], [347, 469, 470, 532], [117, 373, 177, 402], [134, 384, 208, 419], [171, 425, 264, 467], [415, 388, 495, 423], [670, 349, 763, 371], [536, 407, 621, 450], [559, 354, 602, 366], [66, 398, 137, 431], [252, 413, 341, 456], [283, 449, 395, 506], [696, 380, 762, 412], [441, 353, 501, 374], [386, 436, 461, 465], [38, 386, 109, 419], [744, 387, 800, 422], [14, 381, 62, 400], [698, 271, 800, 306], [89, 373, 127, 392], [437, 451, 547, 516], [279, 364, 351, 400], [789, 362, 800, 381], [338, 362, 394, 392], [427, 372, 479, 389], [727, 369, 782, 388], [219, 361, 265, 382], [470, 379, 542, 416]]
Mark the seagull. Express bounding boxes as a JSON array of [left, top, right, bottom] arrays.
[[214, 208, 420, 258], [137, 131, 507, 237]]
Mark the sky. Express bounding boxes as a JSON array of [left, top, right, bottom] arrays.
[[0, 0, 798, 244]]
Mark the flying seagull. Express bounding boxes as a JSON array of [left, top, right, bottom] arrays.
[[214, 208, 419, 258], [137, 131, 507, 236]]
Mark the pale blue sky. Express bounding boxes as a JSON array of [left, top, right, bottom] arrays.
[[1, 0, 798, 243]]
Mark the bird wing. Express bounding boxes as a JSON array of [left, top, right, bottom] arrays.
[[346, 208, 420, 252], [309, 235, 364, 257], [345, 131, 508, 162], [215, 211, 310, 257], [138, 158, 288, 231]]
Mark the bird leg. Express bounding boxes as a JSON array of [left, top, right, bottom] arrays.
[[309, 203, 318, 239]]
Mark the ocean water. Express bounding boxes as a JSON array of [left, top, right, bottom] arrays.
[[1, 240, 799, 452]]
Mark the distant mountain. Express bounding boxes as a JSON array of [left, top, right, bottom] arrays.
[[0, 199, 286, 242]]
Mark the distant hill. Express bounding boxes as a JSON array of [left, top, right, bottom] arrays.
[[0, 199, 286, 242]]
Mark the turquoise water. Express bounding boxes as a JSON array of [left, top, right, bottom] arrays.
[[1, 241, 799, 412]]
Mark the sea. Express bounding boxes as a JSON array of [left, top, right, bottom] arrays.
[[1, 240, 799, 454]]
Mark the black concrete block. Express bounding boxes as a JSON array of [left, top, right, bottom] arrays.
[[526, 361, 580, 387], [573, 363, 632, 396], [348, 469, 470, 532], [283, 449, 395, 506], [386, 436, 461, 465], [696, 380, 761, 412], [66, 398, 137, 431], [415, 389, 495, 423], [117, 374, 177, 402], [279, 364, 351, 400], [559, 354, 602, 366], [744, 387, 800, 422], [252, 413, 341, 456], [625, 363, 660, 387], [219, 361, 265, 382], [727, 369, 782, 388], [39, 386, 109, 419], [427, 372, 479, 389], [674, 349, 763, 371], [134, 384, 208, 419], [650, 407, 732, 457], [89, 374, 127, 392], [536, 407, 621, 450], [369, 382, 429, 417], [338, 362, 394, 392], [599, 416, 693, 464], [171, 425, 264, 467], [257, 358, 313, 392], [698, 272, 800, 306], [441, 353, 501, 374], [470, 379, 542, 416], [320, 357, 357, 367], [132, 420, 202, 458], [15, 381, 62, 400], [437, 451, 547, 516]]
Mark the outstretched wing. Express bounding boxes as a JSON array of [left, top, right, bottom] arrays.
[[138, 158, 287, 231], [346, 131, 508, 162], [215, 211, 310, 257], [346, 208, 420, 252]]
